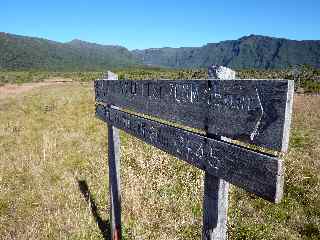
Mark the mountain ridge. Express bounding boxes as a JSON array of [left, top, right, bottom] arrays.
[[133, 34, 320, 69], [0, 32, 141, 71], [0, 32, 320, 70]]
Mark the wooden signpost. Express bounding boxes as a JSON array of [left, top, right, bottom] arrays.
[[104, 71, 122, 240], [94, 72, 294, 240]]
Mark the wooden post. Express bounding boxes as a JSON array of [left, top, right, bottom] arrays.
[[202, 134, 230, 240], [106, 71, 122, 240], [203, 173, 229, 239], [203, 67, 233, 240]]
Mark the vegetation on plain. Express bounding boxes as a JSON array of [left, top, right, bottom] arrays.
[[1, 65, 320, 92], [0, 68, 319, 239]]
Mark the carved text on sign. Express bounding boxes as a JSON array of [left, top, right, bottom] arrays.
[[96, 81, 262, 112], [95, 79, 294, 152], [96, 104, 283, 202]]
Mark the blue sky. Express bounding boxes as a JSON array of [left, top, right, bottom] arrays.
[[1, 0, 319, 50]]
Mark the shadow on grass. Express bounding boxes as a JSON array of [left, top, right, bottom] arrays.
[[77, 180, 111, 240]]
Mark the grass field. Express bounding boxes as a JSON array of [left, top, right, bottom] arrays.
[[1, 66, 320, 92], [0, 81, 319, 239]]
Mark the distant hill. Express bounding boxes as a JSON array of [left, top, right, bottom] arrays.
[[0, 32, 320, 70], [132, 35, 320, 69], [0, 33, 140, 71]]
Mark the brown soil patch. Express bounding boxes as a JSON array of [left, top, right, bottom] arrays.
[[0, 78, 72, 100]]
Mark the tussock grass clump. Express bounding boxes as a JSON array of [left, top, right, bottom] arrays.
[[0, 83, 319, 239]]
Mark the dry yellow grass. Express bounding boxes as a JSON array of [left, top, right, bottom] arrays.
[[0, 83, 319, 239]]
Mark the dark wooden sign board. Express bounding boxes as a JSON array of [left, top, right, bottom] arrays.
[[95, 79, 294, 152], [94, 72, 294, 240], [96, 104, 283, 202]]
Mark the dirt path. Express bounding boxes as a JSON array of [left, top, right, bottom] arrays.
[[0, 78, 73, 100]]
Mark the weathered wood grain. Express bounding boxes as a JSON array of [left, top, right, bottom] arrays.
[[96, 104, 284, 203], [202, 173, 229, 240], [204, 68, 232, 240], [105, 71, 122, 240], [108, 125, 121, 240], [95, 79, 294, 152]]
